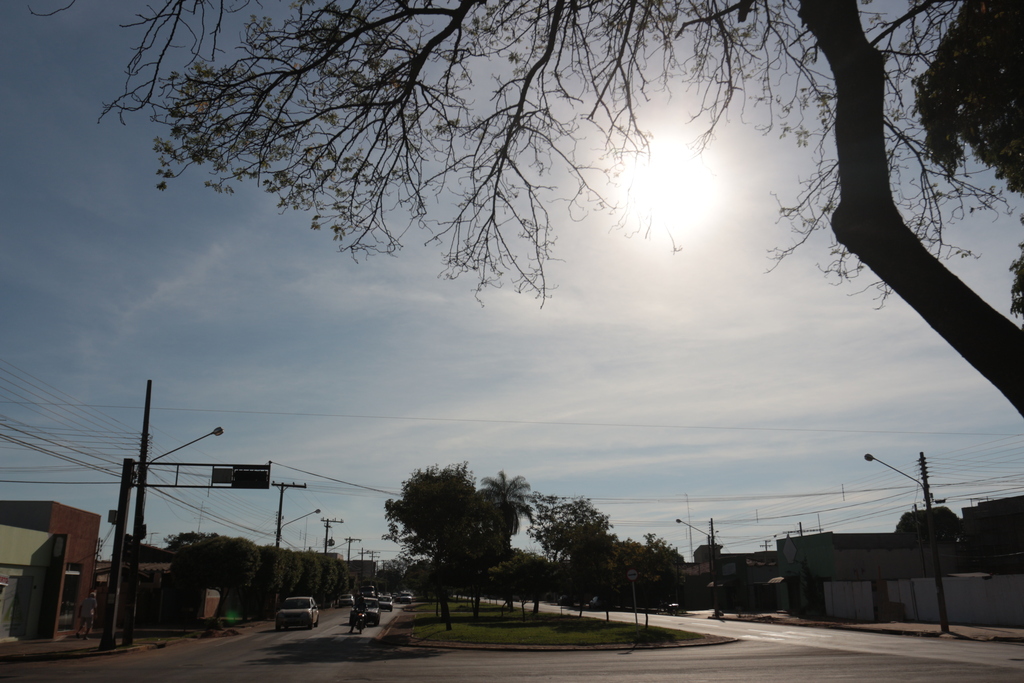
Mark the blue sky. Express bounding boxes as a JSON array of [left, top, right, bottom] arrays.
[[2, 2, 1023, 565]]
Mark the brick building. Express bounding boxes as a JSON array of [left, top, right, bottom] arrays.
[[0, 501, 101, 640]]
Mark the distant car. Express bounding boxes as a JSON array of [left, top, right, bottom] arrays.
[[379, 596, 394, 612], [276, 596, 319, 631], [557, 595, 573, 606], [396, 593, 413, 604], [589, 596, 607, 610], [338, 594, 355, 607]]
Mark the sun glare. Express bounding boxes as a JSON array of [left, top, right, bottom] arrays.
[[621, 138, 718, 239]]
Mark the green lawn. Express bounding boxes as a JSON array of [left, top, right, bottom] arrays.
[[411, 602, 702, 646]]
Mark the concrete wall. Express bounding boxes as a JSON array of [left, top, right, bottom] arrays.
[[890, 575, 1024, 627], [823, 575, 1024, 626]]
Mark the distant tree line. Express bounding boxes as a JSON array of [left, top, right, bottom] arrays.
[[167, 535, 351, 622], [384, 463, 681, 631]]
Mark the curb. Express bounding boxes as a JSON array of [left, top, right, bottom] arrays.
[[374, 611, 736, 651], [0, 639, 186, 663], [718, 615, 1024, 643]]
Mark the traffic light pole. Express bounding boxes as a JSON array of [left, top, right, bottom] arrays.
[[98, 458, 136, 651]]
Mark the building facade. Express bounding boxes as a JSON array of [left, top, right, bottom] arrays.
[[0, 501, 101, 640], [961, 495, 1024, 574]]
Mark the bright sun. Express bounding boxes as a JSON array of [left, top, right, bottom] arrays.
[[620, 138, 718, 238]]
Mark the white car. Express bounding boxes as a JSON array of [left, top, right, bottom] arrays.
[[276, 596, 320, 630]]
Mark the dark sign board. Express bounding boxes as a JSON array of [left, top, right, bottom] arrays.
[[231, 465, 271, 489]]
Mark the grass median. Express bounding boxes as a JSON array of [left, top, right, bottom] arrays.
[[411, 601, 702, 646]]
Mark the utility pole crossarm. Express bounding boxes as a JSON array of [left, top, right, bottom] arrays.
[[273, 481, 308, 548], [321, 517, 344, 554]]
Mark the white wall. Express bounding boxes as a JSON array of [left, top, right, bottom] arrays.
[[824, 581, 874, 621], [889, 576, 1024, 627]]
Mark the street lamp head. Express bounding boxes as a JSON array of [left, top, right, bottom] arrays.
[[864, 453, 875, 462], [675, 519, 683, 524], [213, 427, 224, 436], [315, 509, 321, 514]]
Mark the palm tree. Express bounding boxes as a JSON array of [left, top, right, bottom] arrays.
[[479, 471, 534, 554]]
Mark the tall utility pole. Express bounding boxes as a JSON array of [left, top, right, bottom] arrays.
[[365, 550, 380, 578], [864, 452, 949, 634], [675, 516, 721, 619], [709, 518, 721, 619], [343, 537, 361, 564], [322, 517, 343, 553], [273, 482, 308, 547], [120, 381, 229, 647], [122, 380, 153, 647], [919, 452, 950, 633]]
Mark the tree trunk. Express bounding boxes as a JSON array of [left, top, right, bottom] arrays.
[[436, 576, 452, 631], [799, 0, 1024, 418]]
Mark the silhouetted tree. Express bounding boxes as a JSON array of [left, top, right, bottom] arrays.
[[41, 0, 1024, 416], [384, 463, 502, 630], [163, 531, 219, 552], [895, 506, 963, 544], [479, 471, 534, 555]]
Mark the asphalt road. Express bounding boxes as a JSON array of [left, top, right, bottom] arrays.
[[547, 606, 1024, 672], [4, 606, 1024, 682]]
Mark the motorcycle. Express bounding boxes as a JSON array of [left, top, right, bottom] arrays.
[[349, 608, 367, 634]]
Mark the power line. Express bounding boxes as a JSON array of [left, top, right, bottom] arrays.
[[2, 399, 1021, 437]]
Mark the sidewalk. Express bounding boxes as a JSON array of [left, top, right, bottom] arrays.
[[0, 624, 236, 663], [700, 610, 1024, 643]]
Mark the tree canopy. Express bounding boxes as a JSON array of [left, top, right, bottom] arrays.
[[529, 493, 617, 610], [384, 463, 502, 628], [916, 1, 1023, 196], [170, 536, 261, 617], [489, 550, 556, 617], [915, 0, 1024, 318], [45, 0, 1024, 416], [479, 470, 533, 554], [163, 530, 219, 552], [895, 505, 963, 544]]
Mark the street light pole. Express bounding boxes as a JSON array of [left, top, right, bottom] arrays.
[[278, 509, 320, 548], [98, 458, 135, 651], [864, 452, 949, 633], [676, 517, 721, 618]]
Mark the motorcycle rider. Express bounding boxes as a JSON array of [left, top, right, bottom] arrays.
[[348, 596, 367, 633]]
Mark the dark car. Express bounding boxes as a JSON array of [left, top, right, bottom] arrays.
[[276, 596, 319, 630], [350, 598, 381, 627]]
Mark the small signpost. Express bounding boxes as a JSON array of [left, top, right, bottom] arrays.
[[627, 568, 639, 638]]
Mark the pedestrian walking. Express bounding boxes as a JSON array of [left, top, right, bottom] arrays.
[[75, 591, 98, 639]]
